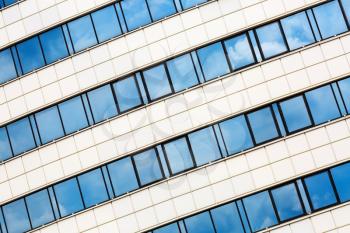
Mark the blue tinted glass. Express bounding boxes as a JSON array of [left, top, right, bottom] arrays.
[[305, 85, 340, 125], [247, 107, 279, 144], [121, 0, 152, 31], [280, 96, 312, 133], [113, 76, 142, 112], [331, 163, 350, 202], [0, 49, 17, 83], [304, 172, 337, 210], [197, 42, 230, 81], [163, 137, 194, 174], [281, 12, 315, 50], [59, 96, 88, 134], [7, 118, 36, 155], [224, 34, 255, 70], [341, 0, 350, 24], [243, 191, 278, 232], [0, 127, 12, 161], [211, 203, 245, 233], [35, 106, 65, 144], [185, 212, 215, 233], [26, 190, 55, 228], [271, 183, 304, 221], [108, 157, 139, 196], [166, 54, 199, 92], [180, 0, 206, 9], [54, 178, 84, 217], [68, 15, 98, 52], [256, 22, 288, 59], [3, 199, 31, 233], [143, 65, 172, 100], [313, 1, 347, 39], [338, 78, 350, 113], [219, 115, 254, 155], [16, 37, 45, 74], [91, 6, 121, 42], [87, 85, 118, 123], [147, 0, 176, 21], [134, 149, 163, 186], [154, 223, 180, 233], [188, 127, 221, 166], [39, 27, 69, 64], [4, 0, 16, 6]]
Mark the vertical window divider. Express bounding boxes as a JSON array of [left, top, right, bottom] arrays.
[[238, 199, 253, 233], [23, 198, 33, 229], [118, 2, 130, 32], [190, 51, 205, 83], [331, 83, 347, 116], [221, 41, 234, 73], [139, 71, 153, 102], [160, 144, 173, 176], [310, 8, 323, 40], [58, 26, 71, 59], [154, 147, 167, 179], [277, 20, 291, 52], [89, 14, 100, 44], [100, 167, 113, 199], [104, 165, 117, 198], [37, 35, 48, 65], [302, 94, 316, 126], [112, 3, 125, 35], [268, 190, 281, 224], [252, 29, 265, 61], [234, 202, 248, 233], [56, 106, 67, 136], [246, 31, 259, 64], [110, 83, 121, 114], [62, 24, 75, 55], [300, 178, 315, 212], [13, 46, 24, 76], [186, 136, 198, 168], [48, 187, 61, 220], [272, 103, 287, 136], [338, 0, 350, 30], [194, 49, 207, 82], [75, 177, 87, 210], [335, 81, 349, 115], [45, 189, 57, 221], [9, 47, 20, 77], [208, 211, 219, 233], [188, 52, 202, 85], [305, 9, 318, 42], [144, 0, 155, 22], [244, 114, 257, 146], [135, 72, 149, 104], [213, 124, 228, 157], [164, 63, 176, 94], [0, 208, 8, 233], [4, 126, 14, 159], [156, 145, 170, 178], [130, 156, 142, 188], [65, 23, 77, 54], [30, 115, 42, 147], [327, 170, 341, 204], [294, 181, 307, 216]]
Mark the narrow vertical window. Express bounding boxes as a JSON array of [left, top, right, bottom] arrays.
[[0, 49, 17, 83], [26, 190, 55, 228]]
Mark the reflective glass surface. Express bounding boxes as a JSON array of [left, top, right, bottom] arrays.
[[331, 163, 350, 202], [338, 78, 350, 113], [2, 199, 31, 233], [211, 203, 245, 233], [121, 0, 152, 31], [0, 127, 12, 161], [224, 34, 255, 70], [133, 149, 163, 185], [143, 64, 172, 100], [184, 212, 215, 233], [26, 190, 55, 228], [113, 76, 142, 112], [16, 37, 45, 74], [147, 0, 177, 21], [180, 0, 206, 9], [91, 6, 121, 42], [68, 16, 98, 52], [7, 118, 36, 155], [153, 223, 180, 233], [39, 27, 69, 64], [0, 49, 17, 83], [341, 0, 350, 24]]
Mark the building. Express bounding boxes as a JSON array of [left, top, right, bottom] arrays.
[[0, 0, 350, 232]]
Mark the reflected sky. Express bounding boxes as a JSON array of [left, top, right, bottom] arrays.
[[133, 149, 163, 185], [211, 203, 245, 233], [148, 0, 177, 21], [154, 223, 180, 233], [26, 190, 55, 228], [16, 37, 45, 74], [224, 34, 255, 70], [39, 27, 69, 64], [121, 0, 152, 31], [0, 127, 12, 161], [184, 212, 215, 233], [68, 16, 98, 52], [143, 64, 172, 100], [181, 0, 206, 9], [338, 78, 350, 113], [113, 76, 143, 112], [331, 163, 350, 202], [7, 117, 36, 155], [3, 199, 31, 233], [0, 49, 17, 83]]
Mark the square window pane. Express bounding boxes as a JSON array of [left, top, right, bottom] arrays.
[[188, 127, 222, 166], [247, 107, 279, 144], [26, 190, 55, 228], [68, 15, 98, 52], [166, 54, 199, 92], [39, 27, 69, 64], [211, 203, 245, 233], [154, 223, 180, 233], [338, 78, 350, 113], [143, 64, 172, 100], [121, 0, 152, 31], [184, 212, 215, 233], [180, 0, 206, 9], [256, 22, 288, 59], [3, 199, 31, 233], [224, 34, 255, 70], [305, 85, 340, 125], [87, 85, 118, 123], [304, 172, 337, 210], [243, 191, 278, 232], [147, 0, 177, 21], [134, 149, 163, 186], [17, 37, 45, 74], [197, 42, 230, 81], [0, 127, 12, 161], [0, 49, 17, 83], [7, 118, 36, 155], [91, 6, 122, 42], [113, 76, 142, 112], [331, 163, 350, 202]]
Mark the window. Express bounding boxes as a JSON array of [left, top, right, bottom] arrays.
[[303, 172, 337, 210], [91, 6, 122, 42], [281, 12, 315, 50], [243, 191, 278, 232], [184, 212, 215, 233], [211, 203, 245, 233], [331, 163, 350, 202], [153, 223, 180, 233], [305, 85, 341, 125], [121, 0, 152, 31], [163, 137, 194, 174], [224, 34, 255, 70], [0, 127, 12, 161], [2, 199, 31, 233], [113, 76, 142, 112], [7, 118, 36, 155], [39, 27, 69, 64], [133, 149, 163, 186], [255, 22, 288, 59], [143, 64, 172, 100], [338, 78, 350, 113], [341, 0, 350, 24], [87, 85, 118, 123], [247, 107, 279, 144], [279, 96, 312, 133], [188, 127, 221, 166], [68, 15, 98, 52], [166, 54, 199, 92], [147, 0, 177, 21], [219, 115, 254, 155], [0, 49, 17, 83], [180, 0, 206, 9], [35, 106, 65, 144], [197, 42, 230, 81], [16, 37, 45, 74]]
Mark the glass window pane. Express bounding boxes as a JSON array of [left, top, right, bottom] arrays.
[[341, 0, 350, 24], [219, 115, 254, 155], [304, 172, 337, 210], [3, 199, 31, 233], [134, 149, 163, 186], [26, 190, 55, 228], [58, 96, 88, 134], [68, 15, 98, 52], [39, 27, 69, 64], [35, 106, 65, 144], [0, 49, 17, 83], [256, 22, 288, 59], [78, 169, 109, 208], [305, 85, 341, 125], [0, 127, 12, 161], [243, 191, 278, 232], [87, 85, 118, 123], [224, 34, 255, 70], [143, 64, 172, 100], [17, 37, 45, 74], [180, 0, 206, 9], [331, 163, 350, 202], [197, 42, 230, 81], [4, 0, 17, 6], [148, 0, 176, 21], [163, 137, 194, 174], [107, 157, 139, 196], [113, 76, 142, 112], [166, 54, 199, 92], [211, 203, 245, 233], [338, 78, 350, 113], [279, 96, 312, 133], [121, 0, 152, 31], [247, 107, 279, 144], [154, 223, 180, 233], [91, 6, 121, 42], [188, 127, 222, 166], [54, 178, 84, 217], [184, 212, 215, 233], [7, 118, 36, 155]]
